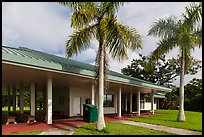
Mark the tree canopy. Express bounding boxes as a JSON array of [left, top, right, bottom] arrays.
[[121, 54, 202, 87]]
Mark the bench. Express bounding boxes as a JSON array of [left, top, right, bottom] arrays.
[[141, 110, 154, 115], [24, 114, 36, 123], [6, 115, 17, 125], [130, 111, 138, 117]]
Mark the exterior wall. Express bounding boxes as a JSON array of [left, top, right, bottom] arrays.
[[141, 98, 157, 110], [53, 87, 69, 116], [143, 102, 156, 110], [54, 85, 160, 117], [69, 86, 91, 117]]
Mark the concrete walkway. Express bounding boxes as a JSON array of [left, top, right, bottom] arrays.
[[115, 120, 202, 135], [39, 128, 74, 135]]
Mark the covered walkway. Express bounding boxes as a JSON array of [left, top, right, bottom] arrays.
[[2, 46, 171, 127]]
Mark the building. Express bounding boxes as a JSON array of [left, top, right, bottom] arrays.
[[2, 46, 171, 124]]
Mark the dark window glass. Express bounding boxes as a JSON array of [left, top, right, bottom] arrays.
[[103, 94, 114, 107]]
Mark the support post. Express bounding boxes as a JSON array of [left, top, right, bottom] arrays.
[[30, 83, 35, 116], [20, 89, 24, 113], [117, 86, 121, 117], [46, 77, 52, 124], [91, 82, 95, 105], [8, 85, 11, 112], [13, 87, 16, 112], [130, 92, 132, 113], [137, 91, 140, 115], [151, 90, 154, 114], [43, 89, 46, 113], [125, 94, 127, 112]]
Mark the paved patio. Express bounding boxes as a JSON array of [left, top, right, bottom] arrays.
[[2, 113, 153, 135]]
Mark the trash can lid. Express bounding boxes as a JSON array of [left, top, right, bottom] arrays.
[[83, 104, 97, 108]]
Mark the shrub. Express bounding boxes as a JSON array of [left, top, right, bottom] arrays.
[[2, 113, 8, 124]]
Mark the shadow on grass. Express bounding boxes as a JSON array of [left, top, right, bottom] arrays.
[[77, 125, 110, 134]]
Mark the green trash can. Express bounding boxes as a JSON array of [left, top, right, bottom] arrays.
[[83, 104, 98, 122]]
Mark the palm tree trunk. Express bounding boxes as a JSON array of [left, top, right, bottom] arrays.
[[177, 55, 185, 122], [96, 43, 106, 130]]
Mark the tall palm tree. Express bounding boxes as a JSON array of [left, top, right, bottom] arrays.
[[60, 2, 142, 130], [148, 2, 202, 122]]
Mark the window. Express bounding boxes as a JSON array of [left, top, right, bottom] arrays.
[[104, 94, 114, 107]]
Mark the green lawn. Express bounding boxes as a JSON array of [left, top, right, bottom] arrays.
[[5, 130, 43, 135], [127, 109, 202, 132], [73, 122, 174, 135], [2, 106, 40, 113]]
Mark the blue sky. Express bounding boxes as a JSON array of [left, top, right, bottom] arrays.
[[2, 2, 202, 86]]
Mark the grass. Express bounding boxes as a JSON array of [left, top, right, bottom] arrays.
[[5, 130, 43, 135], [73, 122, 175, 135], [2, 106, 40, 113], [127, 109, 202, 132]]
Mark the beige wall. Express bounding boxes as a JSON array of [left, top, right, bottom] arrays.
[[69, 87, 118, 116], [67, 86, 156, 116], [69, 86, 91, 117], [142, 98, 157, 110]]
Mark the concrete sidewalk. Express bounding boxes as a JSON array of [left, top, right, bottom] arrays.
[[39, 128, 74, 135], [115, 120, 202, 135]]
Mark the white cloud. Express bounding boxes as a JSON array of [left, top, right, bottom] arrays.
[[2, 2, 72, 53], [2, 2, 202, 87], [72, 48, 97, 62], [108, 49, 140, 73]]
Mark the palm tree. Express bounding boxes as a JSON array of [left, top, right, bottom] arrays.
[[60, 2, 142, 130], [147, 2, 202, 122]]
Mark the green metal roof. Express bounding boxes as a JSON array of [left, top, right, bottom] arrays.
[[2, 46, 172, 92]]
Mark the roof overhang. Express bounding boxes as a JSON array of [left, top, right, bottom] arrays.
[[2, 46, 172, 93]]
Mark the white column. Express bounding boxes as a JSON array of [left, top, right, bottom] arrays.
[[137, 91, 140, 115], [91, 82, 95, 105], [151, 90, 154, 114], [20, 89, 24, 113], [117, 87, 121, 117], [68, 89, 71, 117], [125, 94, 127, 111], [114, 92, 117, 113], [46, 77, 52, 124], [8, 86, 11, 112], [30, 83, 35, 116], [130, 92, 132, 113], [13, 87, 16, 112]]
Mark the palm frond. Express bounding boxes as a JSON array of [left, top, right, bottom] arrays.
[[148, 17, 179, 39], [59, 2, 81, 10], [100, 2, 125, 17], [192, 27, 202, 47], [60, 2, 96, 11], [71, 9, 97, 29], [151, 37, 179, 61], [65, 24, 97, 57], [102, 16, 142, 61], [61, 2, 98, 29], [182, 2, 202, 31]]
